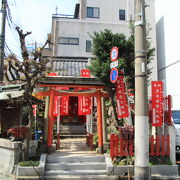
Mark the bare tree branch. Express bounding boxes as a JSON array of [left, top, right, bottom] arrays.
[[16, 27, 32, 60]]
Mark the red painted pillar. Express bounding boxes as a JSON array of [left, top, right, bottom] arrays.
[[47, 89, 55, 152], [97, 91, 103, 154]]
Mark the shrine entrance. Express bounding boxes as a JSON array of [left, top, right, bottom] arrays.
[[37, 76, 107, 154]]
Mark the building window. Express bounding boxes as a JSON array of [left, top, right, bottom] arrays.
[[86, 40, 91, 52], [58, 37, 79, 45], [119, 9, 125, 20], [87, 7, 100, 18]]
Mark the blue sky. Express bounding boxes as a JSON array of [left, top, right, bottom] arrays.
[[5, 0, 78, 57]]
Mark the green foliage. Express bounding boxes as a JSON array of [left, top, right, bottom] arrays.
[[88, 27, 155, 123], [18, 161, 39, 167], [88, 29, 135, 92], [89, 26, 155, 93], [149, 156, 172, 165], [93, 133, 98, 144], [113, 156, 134, 166]]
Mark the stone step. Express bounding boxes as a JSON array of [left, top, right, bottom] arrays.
[[60, 134, 86, 138], [45, 169, 107, 176], [60, 126, 86, 134], [46, 162, 106, 170], [60, 130, 86, 134], [60, 125, 85, 128], [43, 175, 119, 180], [47, 155, 105, 163]]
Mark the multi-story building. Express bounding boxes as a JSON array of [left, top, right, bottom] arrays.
[[45, 0, 157, 84], [155, 0, 180, 110]]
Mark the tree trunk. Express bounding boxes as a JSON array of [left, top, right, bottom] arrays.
[[24, 106, 33, 160], [108, 88, 123, 127]]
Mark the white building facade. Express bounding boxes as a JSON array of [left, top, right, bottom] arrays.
[[47, 0, 157, 83], [155, 0, 180, 109]]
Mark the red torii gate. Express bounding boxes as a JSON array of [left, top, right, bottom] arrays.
[[38, 84, 108, 154]]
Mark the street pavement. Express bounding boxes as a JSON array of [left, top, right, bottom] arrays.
[[0, 172, 13, 180]]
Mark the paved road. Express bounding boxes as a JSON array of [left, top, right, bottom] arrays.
[[0, 172, 13, 180]]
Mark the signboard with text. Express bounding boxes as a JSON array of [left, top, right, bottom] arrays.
[[116, 71, 129, 118], [78, 72, 92, 115], [78, 95, 92, 115], [151, 81, 163, 127]]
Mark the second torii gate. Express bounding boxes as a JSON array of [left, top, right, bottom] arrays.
[[37, 77, 108, 154]]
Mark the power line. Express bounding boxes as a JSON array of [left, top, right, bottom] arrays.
[[5, 42, 22, 59]]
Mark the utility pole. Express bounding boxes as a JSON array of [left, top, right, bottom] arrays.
[[134, 0, 150, 179], [0, 0, 7, 82]]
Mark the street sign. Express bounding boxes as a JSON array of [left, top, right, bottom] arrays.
[[110, 46, 119, 62], [110, 60, 118, 69], [110, 68, 118, 83]]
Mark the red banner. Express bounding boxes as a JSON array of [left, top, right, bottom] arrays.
[[59, 87, 69, 115], [53, 87, 69, 116], [78, 96, 92, 115], [116, 71, 129, 118], [78, 71, 92, 115], [60, 96, 69, 115], [151, 81, 163, 127], [53, 96, 60, 117]]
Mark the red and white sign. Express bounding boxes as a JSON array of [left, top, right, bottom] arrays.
[[78, 95, 92, 115], [151, 81, 164, 127], [116, 71, 129, 118], [53, 96, 60, 117], [60, 96, 69, 115], [60, 87, 69, 115], [78, 72, 92, 115], [110, 46, 119, 62]]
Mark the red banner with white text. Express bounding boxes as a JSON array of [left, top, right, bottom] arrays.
[[53, 87, 69, 116], [78, 95, 92, 115], [151, 81, 164, 127], [59, 87, 69, 115], [78, 70, 92, 115], [116, 71, 129, 118], [53, 96, 61, 117], [78, 87, 92, 115]]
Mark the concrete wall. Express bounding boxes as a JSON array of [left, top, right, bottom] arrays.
[[168, 125, 176, 164], [54, 19, 131, 58], [145, 0, 158, 89], [0, 139, 20, 174], [85, 0, 133, 23], [155, 0, 180, 109]]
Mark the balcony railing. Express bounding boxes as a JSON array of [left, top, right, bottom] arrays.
[[52, 14, 79, 19]]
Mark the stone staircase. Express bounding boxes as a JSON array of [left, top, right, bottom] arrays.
[[45, 153, 107, 178], [44, 138, 118, 180], [60, 125, 86, 138]]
